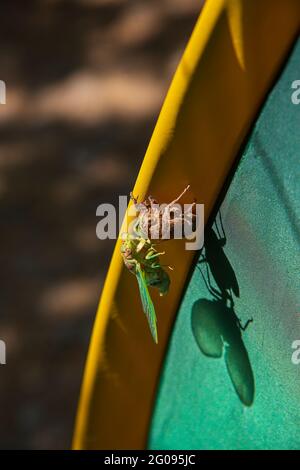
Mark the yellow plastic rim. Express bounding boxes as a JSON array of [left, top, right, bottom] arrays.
[[73, 0, 300, 450]]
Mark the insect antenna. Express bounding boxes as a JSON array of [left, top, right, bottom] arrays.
[[166, 184, 191, 208]]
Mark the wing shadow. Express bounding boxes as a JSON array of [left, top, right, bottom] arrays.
[[191, 215, 255, 406]]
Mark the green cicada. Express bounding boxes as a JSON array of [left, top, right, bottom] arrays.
[[121, 233, 170, 343]]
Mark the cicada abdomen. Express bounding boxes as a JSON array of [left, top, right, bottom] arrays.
[[120, 233, 170, 342]]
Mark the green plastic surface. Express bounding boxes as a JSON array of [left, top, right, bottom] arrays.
[[148, 38, 300, 450]]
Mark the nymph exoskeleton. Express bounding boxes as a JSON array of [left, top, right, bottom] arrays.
[[121, 233, 170, 343], [131, 185, 196, 241]]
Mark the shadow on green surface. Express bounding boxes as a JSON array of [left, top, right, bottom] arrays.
[[191, 216, 255, 406]]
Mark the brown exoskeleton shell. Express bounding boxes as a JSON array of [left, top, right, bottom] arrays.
[[131, 185, 197, 240]]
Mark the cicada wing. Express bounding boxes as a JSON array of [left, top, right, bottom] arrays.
[[136, 264, 158, 343]]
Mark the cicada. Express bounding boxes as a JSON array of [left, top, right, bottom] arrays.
[[121, 233, 170, 343], [121, 186, 195, 343]]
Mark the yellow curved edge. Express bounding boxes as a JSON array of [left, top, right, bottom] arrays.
[[73, 0, 300, 450]]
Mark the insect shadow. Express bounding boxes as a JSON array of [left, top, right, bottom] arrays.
[[191, 213, 255, 406]]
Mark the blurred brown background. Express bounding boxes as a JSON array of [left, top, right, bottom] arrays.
[[0, 0, 202, 449]]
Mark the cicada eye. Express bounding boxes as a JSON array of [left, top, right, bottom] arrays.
[[148, 278, 160, 287]]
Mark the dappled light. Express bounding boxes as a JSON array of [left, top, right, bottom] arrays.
[[0, 0, 200, 449]]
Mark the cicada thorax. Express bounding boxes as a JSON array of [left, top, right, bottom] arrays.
[[121, 233, 170, 295]]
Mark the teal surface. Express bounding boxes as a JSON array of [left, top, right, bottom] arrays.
[[148, 38, 300, 450]]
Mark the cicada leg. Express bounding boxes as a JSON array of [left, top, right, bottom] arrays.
[[214, 211, 226, 247], [145, 249, 165, 260], [148, 195, 158, 207], [237, 316, 253, 331], [136, 238, 148, 252], [197, 255, 223, 301], [130, 192, 138, 205]]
